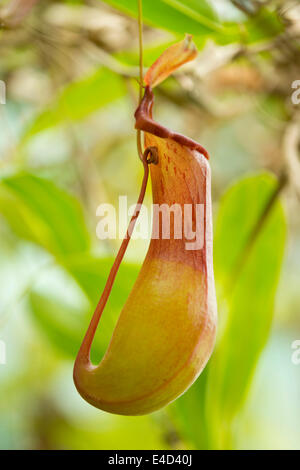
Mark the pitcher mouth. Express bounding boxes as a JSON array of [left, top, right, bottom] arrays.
[[135, 86, 209, 160]]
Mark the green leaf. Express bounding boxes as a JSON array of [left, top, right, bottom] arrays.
[[29, 256, 140, 363], [64, 255, 140, 361], [214, 173, 284, 284], [64, 254, 140, 304], [206, 173, 286, 448], [49, 411, 168, 450], [103, 1, 283, 46], [207, 8, 283, 45], [168, 368, 210, 449], [244, 7, 284, 43], [0, 173, 90, 256], [22, 68, 126, 140], [175, 0, 218, 21], [169, 173, 286, 450], [28, 289, 117, 363], [101, 0, 222, 34], [29, 291, 92, 359]]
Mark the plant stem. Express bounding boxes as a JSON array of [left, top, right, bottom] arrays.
[[74, 1, 150, 365], [137, 0, 143, 103], [137, 0, 144, 160]]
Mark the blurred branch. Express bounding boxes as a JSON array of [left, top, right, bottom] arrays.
[[231, 0, 261, 16], [0, 0, 39, 28], [84, 41, 139, 78]]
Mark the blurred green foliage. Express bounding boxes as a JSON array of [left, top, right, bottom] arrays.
[[0, 0, 299, 450], [23, 69, 126, 141]]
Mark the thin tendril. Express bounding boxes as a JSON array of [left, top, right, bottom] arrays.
[[138, 0, 143, 102], [137, 0, 144, 161], [75, 0, 149, 365]]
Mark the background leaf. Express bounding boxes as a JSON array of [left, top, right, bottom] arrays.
[[169, 173, 286, 449], [64, 255, 140, 361], [29, 256, 140, 363], [102, 0, 221, 34], [102, 1, 282, 45], [29, 291, 92, 359], [22, 68, 126, 140], [207, 173, 286, 448], [0, 173, 90, 256], [64, 254, 140, 304], [168, 368, 209, 449]]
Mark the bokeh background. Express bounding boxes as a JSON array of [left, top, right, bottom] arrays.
[[0, 0, 300, 450]]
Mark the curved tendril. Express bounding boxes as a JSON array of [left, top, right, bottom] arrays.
[[75, 148, 160, 366], [74, 0, 151, 367]]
